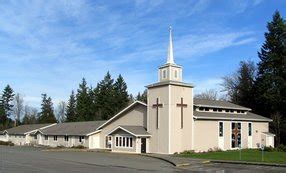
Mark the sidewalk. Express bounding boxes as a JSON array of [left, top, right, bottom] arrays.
[[141, 154, 209, 167], [142, 154, 286, 167]]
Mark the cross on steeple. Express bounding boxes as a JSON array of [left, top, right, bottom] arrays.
[[152, 98, 163, 129], [177, 97, 187, 128]]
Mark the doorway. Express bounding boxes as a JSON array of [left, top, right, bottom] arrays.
[[141, 138, 146, 153]]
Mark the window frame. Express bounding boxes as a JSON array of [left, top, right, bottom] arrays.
[[219, 122, 224, 137], [54, 135, 57, 141], [115, 136, 133, 148]]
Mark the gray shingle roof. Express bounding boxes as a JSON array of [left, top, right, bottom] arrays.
[[194, 98, 251, 110], [5, 124, 54, 135], [194, 111, 272, 122], [40, 121, 106, 136], [109, 126, 150, 137]]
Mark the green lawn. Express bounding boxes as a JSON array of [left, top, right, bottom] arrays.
[[178, 150, 286, 164]]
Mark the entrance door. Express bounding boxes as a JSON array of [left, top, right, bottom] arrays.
[[141, 138, 146, 153]]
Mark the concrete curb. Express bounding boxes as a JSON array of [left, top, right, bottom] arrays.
[[140, 154, 177, 166], [210, 160, 286, 167]]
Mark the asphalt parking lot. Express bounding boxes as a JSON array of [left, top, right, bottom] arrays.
[[0, 146, 286, 173]]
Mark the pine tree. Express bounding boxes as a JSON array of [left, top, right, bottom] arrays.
[[254, 11, 286, 117], [65, 90, 77, 122], [136, 89, 147, 103], [2, 85, 15, 118], [254, 11, 286, 145], [114, 74, 129, 113], [222, 61, 256, 107], [76, 78, 93, 121], [38, 94, 57, 123], [94, 72, 115, 120]]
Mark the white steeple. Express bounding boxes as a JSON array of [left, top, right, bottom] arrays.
[[167, 26, 175, 64]]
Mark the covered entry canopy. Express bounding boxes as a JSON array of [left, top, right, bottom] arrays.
[[108, 126, 151, 137]]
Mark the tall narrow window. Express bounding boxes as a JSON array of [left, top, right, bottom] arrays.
[[45, 135, 48, 140], [130, 138, 133, 147], [174, 70, 177, 78], [163, 70, 166, 78], [219, 122, 223, 137], [54, 136, 57, 141], [116, 137, 118, 146], [248, 123, 252, 136]]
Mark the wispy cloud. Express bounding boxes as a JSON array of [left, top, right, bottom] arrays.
[[0, 0, 278, 108]]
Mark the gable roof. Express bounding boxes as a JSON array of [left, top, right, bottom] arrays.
[[97, 101, 147, 130], [5, 124, 55, 135], [194, 111, 272, 122], [39, 121, 106, 136], [108, 125, 151, 137], [194, 98, 251, 111]]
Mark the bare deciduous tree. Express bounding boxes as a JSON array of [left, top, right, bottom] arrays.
[[13, 93, 24, 126], [270, 112, 285, 146], [195, 89, 218, 100], [56, 101, 66, 123]]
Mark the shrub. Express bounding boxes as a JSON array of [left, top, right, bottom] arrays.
[[71, 145, 86, 149], [262, 146, 274, 152], [276, 144, 286, 152], [0, 141, 14, 146], [180, 150, 195, 155]]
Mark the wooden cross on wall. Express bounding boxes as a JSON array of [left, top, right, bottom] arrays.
[[232, 123, 241, 147], [152, 98, 163, 129], [177, 97, 187, 129]]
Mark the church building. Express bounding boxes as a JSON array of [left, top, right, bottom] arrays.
[[1, 28, 274, 154]]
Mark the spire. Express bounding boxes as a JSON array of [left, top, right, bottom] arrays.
[[167, 26, 175, 64]]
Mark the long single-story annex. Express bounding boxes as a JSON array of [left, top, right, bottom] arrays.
[[0, 28, 275, 154]]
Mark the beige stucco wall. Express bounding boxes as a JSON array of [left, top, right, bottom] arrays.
[[194, 120, 219, 152], [99, 104, 147, 149], [194, 120, 270, 151], [147, 86, 170, 154], [147, 84, 193, 154], [169, 85, 193, 154]]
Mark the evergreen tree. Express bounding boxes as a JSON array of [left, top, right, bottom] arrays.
[[65, 90, 77, 122], [114, 75, 129, 113], [136, 89, 147, 103], [2, 85, 15, 118], [254, 11, 286, 145], [254, 11, 286, 116], [94, 72, 115, 120], [76, 78, 93, 121], [222, 61, 256, 107], [0, 96, 7, 130], [38, 94, 57, 123]]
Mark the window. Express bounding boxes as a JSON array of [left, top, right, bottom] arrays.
[[225, 109, 230, 113], [34, 135, 37, 140], [230, 110, 234, 113], [218, 109, 222, 112], [115, 136, 133, 148], [45, 135, 48, 140], [231, 122, 241, 148], [199, 107, 204, 111], [54, 136, 57, 141], [174, 70, 177, 78], [205, 108, 209, 111], [64, 136, 69, 142], [213, 108, 218, 112], [219, 122, 223, 137], [248, 123, 252, 136], [79, 136, 85, 142], [163, 70, 166, 78]]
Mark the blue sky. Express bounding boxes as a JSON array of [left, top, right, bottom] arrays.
[[0, 0, 285, 108]]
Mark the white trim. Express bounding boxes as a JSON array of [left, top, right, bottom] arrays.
[[97, 101, 147, 130], [24, 123, 57, 135], [86, 130, 101, 136], [193, 116, 272, 122], [194, 104, 251, 111], [108, 126, 151, 137], [168, 84, 171, 154], [218, 121, 224, 150]]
